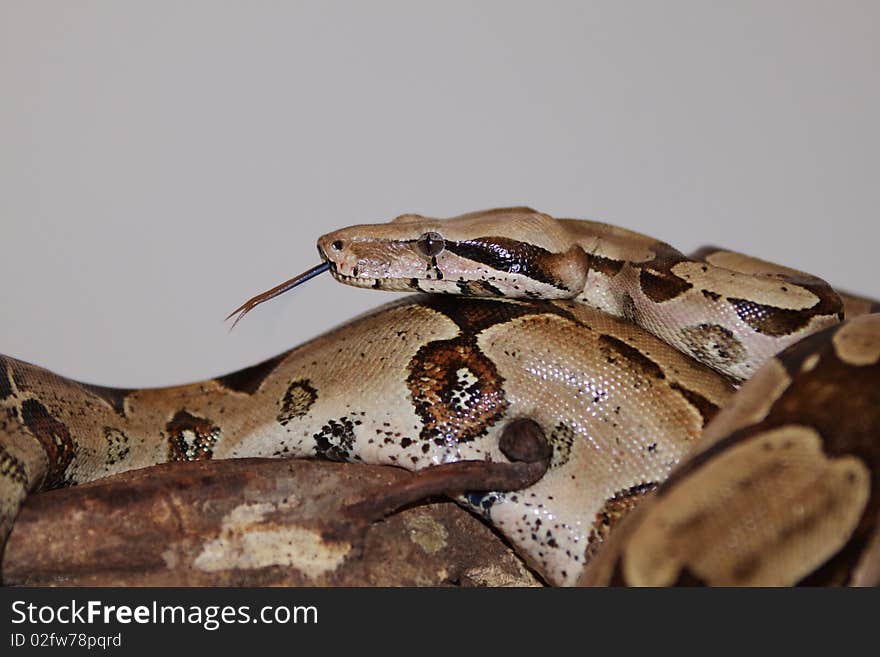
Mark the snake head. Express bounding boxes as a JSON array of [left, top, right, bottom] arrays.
[[317, 207, 590, 298], [227, 207, 590, 326]]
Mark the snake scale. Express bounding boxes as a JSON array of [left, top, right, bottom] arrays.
[[1, 207, 877, 586]]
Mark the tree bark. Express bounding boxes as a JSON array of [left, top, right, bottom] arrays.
[[2, 458, 542, 587]]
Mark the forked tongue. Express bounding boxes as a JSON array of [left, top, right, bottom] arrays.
[[225, 262, 330, 329]]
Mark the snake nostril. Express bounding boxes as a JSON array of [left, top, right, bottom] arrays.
[[331, 240, 344, 251]]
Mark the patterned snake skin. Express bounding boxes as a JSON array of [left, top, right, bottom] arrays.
[[2, 208, 878, 586]]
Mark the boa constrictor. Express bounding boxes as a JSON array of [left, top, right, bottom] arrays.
[[1, 207, 878, 586]]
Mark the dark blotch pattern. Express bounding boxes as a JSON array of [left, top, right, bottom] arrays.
[[313, 417, 356, 461], [598, 334, 666, 381], [407, 293, 561, 447], [20, 398, 76, 488], [465, 491, 503, 518], [79, 383, 132, 417], [673, 569, 711, 586], [728, 278, 842, 337], [455, 280, 505, 297], [639, 269, 693, 303], [0, 444, 28, 486], [421, 294, 578, 335], [589, 255, 624, 278], [729, 298, 814, 337], [277, 378, 318, 426], [217, 353, 287, 395], [166, 410, 220, 462], [445, 236, 581, 291], [548, 422, 575, 469], [620, 293, 638, 324], [584, 482, 658, 565], [669, 382, 720, 425], [103, 427, 131, 466], [637, 250, 693, 303], [679, 323, 747, 371], [407, 337, 507, 445]]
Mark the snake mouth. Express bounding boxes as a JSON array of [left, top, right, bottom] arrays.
[[329, 266, 420, 292], [329, 268, 383, 289]]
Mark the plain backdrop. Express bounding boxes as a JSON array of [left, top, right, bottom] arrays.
[[1, 1, 878, 387]]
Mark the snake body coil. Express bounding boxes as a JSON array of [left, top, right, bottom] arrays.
[[1, 208, 877, 585]]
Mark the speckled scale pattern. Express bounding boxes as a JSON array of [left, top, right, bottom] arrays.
[[0, 296, 733, 585], [2, 207, 877, 586], [580, 314, 880, 586]]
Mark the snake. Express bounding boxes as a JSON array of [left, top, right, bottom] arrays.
[[1, 207, 877, 586]]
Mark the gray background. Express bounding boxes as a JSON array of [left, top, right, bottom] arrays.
[[1, 1, 877, 387]]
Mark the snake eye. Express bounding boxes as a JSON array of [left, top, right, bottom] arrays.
[[416, 232, 445, 257]]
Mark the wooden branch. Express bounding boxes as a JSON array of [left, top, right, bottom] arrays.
[[2, 458, 542, 586]]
